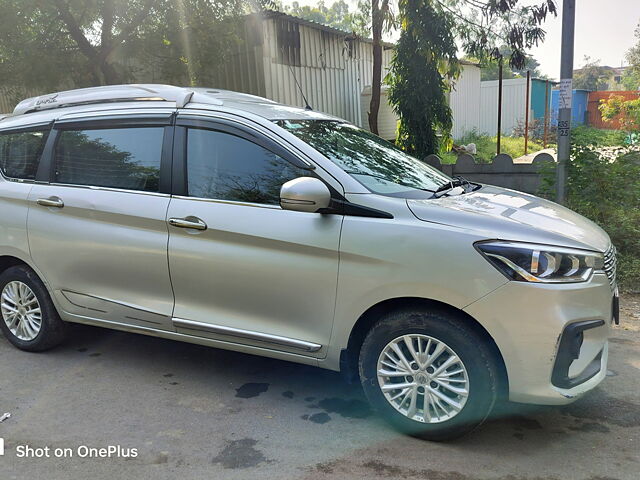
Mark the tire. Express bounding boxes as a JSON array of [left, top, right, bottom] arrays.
[[359, 307, 499, 441], [0, 265, 67, 352]]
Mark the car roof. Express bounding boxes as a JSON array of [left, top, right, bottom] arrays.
[[0, 84, 340, 129]]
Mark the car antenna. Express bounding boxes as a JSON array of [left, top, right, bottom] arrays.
[[281, 47, 313, 110]]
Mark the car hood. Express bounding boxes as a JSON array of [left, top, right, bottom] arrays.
[[407, 185, 610, 252]]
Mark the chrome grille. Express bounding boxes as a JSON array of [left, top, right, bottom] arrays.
[[603, 244, 617, 289]]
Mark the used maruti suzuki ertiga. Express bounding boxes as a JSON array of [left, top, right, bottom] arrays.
[[0, 85, 618, 440]]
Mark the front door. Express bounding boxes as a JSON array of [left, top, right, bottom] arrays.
[[166, 119, 342, 355], [28, 115, 175, 330]]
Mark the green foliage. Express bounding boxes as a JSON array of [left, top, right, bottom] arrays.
[[570, 126, 628, 147], [466, 48, 546, 81], [387, 1, 556, 157], [0, 0, 250, 97], [449, 1, 557, 71], [387, 0, 457, 157], [573, 56, 612, 91], [622, 68, 640, 91], [283, 0, 370, 36], [454, 131, 544, 162], [599, 95, 640, 134], [625, 21, 640, 90], [540, 146, 640, 291], [478, 60, 517, 81]]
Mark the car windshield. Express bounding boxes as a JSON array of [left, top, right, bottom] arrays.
[[276, 120, 452, 198]]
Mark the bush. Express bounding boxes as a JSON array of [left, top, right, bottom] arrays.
[[540, 146, 640, 292], [570, 126, 627, 148]]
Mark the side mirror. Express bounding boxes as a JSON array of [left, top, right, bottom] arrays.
[[280, 177, 331, 213]]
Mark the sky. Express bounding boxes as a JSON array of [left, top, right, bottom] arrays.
[[530, 0, 639, 79], [283, 0, 640, 80]]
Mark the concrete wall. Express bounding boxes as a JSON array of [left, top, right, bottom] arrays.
[[424, 152, 555, 195]]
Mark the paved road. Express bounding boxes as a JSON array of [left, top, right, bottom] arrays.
[[0, 296, 638, 480]]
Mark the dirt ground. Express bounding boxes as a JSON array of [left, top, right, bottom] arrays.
[[0, 296, 638, 480]]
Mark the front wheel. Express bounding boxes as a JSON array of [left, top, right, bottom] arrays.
[[359, 307, 499, 441]]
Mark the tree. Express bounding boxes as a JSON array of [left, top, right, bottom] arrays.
[[468, 48, 545, 81], [387, 0, 557, 159], [573, 57, 611, 91], [622, 69, 640, 91], [368, 0, 394, 135], [624, 20, 640, 90], [284, 0, 369, 35], [0, 0, 251, 94], [387, 0, 457, 155]]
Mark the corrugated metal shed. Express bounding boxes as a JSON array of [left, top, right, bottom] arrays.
[[449, 63, 481, 139], [550, 89, 589, 126], [210, 11, 393, 128], [530, 79, 552, 120], [360, 85, 397, 140], [479, 77, 551, 136], [480, 78, 529, 135]]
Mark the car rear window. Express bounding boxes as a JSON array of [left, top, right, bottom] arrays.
[[54, 127, 163, 192]]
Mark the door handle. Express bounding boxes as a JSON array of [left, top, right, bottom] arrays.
[[168, 217, 207, 231], [37, 197, 64, 208]]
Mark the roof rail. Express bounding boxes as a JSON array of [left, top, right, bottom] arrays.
[[12, 84, 216, 116]]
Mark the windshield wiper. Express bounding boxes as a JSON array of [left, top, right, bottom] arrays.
[[433, 176, 478, 197]]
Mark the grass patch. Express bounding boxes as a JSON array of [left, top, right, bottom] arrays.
[[450, 131, 546, 162]]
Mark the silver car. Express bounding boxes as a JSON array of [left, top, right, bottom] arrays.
[[0, 85, 618, 440]]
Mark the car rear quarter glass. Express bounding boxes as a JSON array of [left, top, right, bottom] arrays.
[[0, 129, 49, 180]]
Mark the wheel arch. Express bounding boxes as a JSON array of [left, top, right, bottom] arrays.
[[0, 255, 30, 276], [340, 297, 509, 399]]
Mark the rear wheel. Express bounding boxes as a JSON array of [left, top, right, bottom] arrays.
[[0, 265, 67, 351], [359, 307, 499, 441]]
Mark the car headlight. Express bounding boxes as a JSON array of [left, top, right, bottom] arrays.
[[475, 241, 604, 283]]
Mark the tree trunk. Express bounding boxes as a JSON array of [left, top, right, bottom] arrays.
[[369, 0, 382, 135], [100, 60, 121, 85]]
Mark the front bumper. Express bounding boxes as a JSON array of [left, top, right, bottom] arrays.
[[464, 273, 614, 405]]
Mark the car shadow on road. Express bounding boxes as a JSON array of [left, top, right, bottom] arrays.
[[53, 323, 634, 450]]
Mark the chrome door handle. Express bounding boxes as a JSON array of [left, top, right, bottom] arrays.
[[37, 197, 64, 208], [168, 217, 207, 231]]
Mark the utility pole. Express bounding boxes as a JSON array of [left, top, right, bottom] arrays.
[[556, 0, 576, 204], [524, 70, 531, 155], [497, 57, 503, 155]]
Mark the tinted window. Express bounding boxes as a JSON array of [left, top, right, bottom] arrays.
[[187, 128, 310, 204], [55, 127, 163, 192], [0, 130, 49, 180]]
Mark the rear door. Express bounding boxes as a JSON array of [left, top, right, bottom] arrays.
[[166, 115, 343, 356], [27, 111, 176, 330], [0, 125, 50, 264]]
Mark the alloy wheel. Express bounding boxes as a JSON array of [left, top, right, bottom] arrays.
[[377, 334, 469, 423], [1, 281, 42, 341]]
